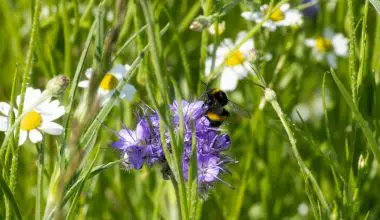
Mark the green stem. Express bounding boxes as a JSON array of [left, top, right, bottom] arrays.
[[62, 0, 72, 77], [139, 0, 167, 100], [265, 88, 331, 214], [357, 0, 369, 88], [36, 143, 44, 220], [199, 0, 212, 88], [7, 2, 41, 219], [348, 0, 358, 105]]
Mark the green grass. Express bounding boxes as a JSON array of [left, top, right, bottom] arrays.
[[1, 0, 380, 219]]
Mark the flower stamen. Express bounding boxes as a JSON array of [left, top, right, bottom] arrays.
[[225, 50, 245, 66], [269, 8, 285, 21], [100, 73, 119, 90], [315, 37, 332, 53], [20, 110, 42, 131]]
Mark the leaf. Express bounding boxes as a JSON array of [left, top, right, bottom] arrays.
[[60, 20, 97, 156], [330, 68, 380, 163], [369, 0, 380, 15], [0, 174, 23, 220]]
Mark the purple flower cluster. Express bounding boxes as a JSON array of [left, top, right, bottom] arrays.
[[112, 100, 234, 189], [302, 0, 319, 18]]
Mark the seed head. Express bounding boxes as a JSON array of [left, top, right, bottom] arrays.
[[45, 75, 70, 97], [189, 16, 211, 32]]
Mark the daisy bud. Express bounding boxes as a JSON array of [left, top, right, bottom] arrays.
[[45, 75, 70, 97], [358, 154, 368, 170], [248, 49, 259, 63], [189, 16, 211, 32], [208, 21, 225, 35], [264, 88, 277, 102]]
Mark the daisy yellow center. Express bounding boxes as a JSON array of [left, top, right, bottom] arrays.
[[20, 111, 42, 131], [225, 50, 245, 66], [315, 37, 332, 52], [269, 8, 285, 21], [99, 73, 118, 90]]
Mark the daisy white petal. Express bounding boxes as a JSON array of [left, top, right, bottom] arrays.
[[109, 64, 126, 75], [0, 102, 11, 116], [323, 28, 334, 39], [78, 80, 90, 88], [314, 52, 324, 61], [305, 39, 316, 47], [264, 22, 277, 31], [125, 64, 131, 72], [19, 130, 28, 146], [260, 5, 269, 11], [280, 3, 290, 11], [85, 68, 93, 78], [40, 121, 64, 135], [326, 52, 337, 68], [220, 71, 239, 91], [40, 106, 65, 121], [240, 39, 254, 55], [19, 88, 42, 110], [241, 11, 261, 21], [229, 65, 247, 79], [48, 100, 60, 109], [119, 84, 137, 101], [220, 38, 234, 49], [332, 34, 348, 57], [29, 129, 43, 143], [0, 116, 8, 131], [205, 58, 213, 76], [284, 10, 303, 26]]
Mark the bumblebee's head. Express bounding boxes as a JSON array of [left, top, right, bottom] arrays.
[[209, 88, 228, 106]]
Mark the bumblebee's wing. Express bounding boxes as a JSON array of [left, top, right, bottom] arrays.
[[226, 100, 251, 118]]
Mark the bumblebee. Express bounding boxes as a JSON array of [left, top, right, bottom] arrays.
[[202, 88, 249, 127], [206, 109, 230, 127], [203, 88, 230, 127]]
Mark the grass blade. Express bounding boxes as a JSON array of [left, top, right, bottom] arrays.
[[330, 68, 380, 162], [0, 174, 23, 220], [60, 20, 97, 156], [369, 0, 380, 14]]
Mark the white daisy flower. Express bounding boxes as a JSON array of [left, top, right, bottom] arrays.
[[241, 4, 303, 31], [304, 29, 348, 68], [205, 31, 254, 91], [78, 64, 137, 105], [0, 87, 65, 146]]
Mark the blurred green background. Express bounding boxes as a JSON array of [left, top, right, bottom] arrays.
[[1, 0, 380, 219]]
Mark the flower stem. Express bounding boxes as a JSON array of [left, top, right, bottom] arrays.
[[199, 0, 212, 88], [348, 0, 358, 105], [35, 143, 44, 220], [265, 88, 331, 214], [6, 1, 41, 219], [62, 0, 72, 77]]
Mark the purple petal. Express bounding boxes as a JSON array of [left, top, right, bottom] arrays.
[[112, 140, 127, 150]]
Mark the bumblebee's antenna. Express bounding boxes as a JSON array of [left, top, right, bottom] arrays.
[[95, 118, 120, 136], [200, 80, 209, 89], [252, 82, 266, 90]]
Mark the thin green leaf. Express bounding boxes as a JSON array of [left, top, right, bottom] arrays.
[[0, 174, 23, 220], [60, 20, 97, 156], [66, 144, 101, 219], [330, 68, 380, 162], [369, 0, 380, 14]]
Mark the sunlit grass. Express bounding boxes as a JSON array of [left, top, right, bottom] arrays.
[[1, 0, 380, 219]]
